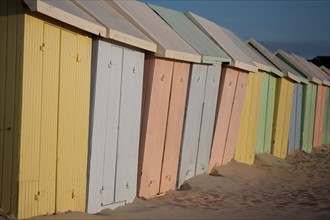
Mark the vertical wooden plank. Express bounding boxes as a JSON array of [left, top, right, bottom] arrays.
[[301, 83, 312, 152], [71, 33, 91, 212], [115, 49, 144, 204], [307, 84, 317, 151], [288, 84, 298, 154], [245, 72, 263, 164], [195, 64, 221, 175], [161, 61, 189, 193], [272, 78, 287, 157], [317, 86, 326, 146], [1, 0, 18, 212], [176, 64, 206, 188], [222, 71, 248, 165], [280, 80, 294, 158], [235, 73, 254, 163], [264, 75, 276, 154], [87, 40, 112, 213], [11, 0, 24, 214], [255, 74, 269, 154], [100, 45, 122, 207], [38, 23, 60, 215], [138, 57, 173, 198], [0, 0, 8, 205], [295, 84, 303, 150], [18, 14, 44, 219], [313, 85, 323, 147], [323, 88, 330, 145], [208, 67, 238, 172], [56, 30, 78, 212], [326, 88, 330, 145]]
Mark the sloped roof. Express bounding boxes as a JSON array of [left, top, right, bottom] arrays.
[[275, 50, 323, 85], [291, 54, 330, 86], [185, 12, 257, 72], [148, 4, 231, 65], [23, 0, 157, 51], [247, 39, 307, 84], [320, 66, 330, 76], [110, 0, 201, 63]]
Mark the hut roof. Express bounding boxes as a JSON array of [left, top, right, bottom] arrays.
[[110, 0, 201, 63], [148, 4, 231, 65], [23, 0, 157, 51]]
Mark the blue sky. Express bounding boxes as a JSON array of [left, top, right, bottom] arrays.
[[141, 0, 330, 59]]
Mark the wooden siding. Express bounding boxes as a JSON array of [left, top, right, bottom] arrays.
[[313, 85, 327, 147], [87, 40, 144, 213], [271, 78, 294, 158], [17, 14, 91, 218], [0, 0, 24, 215], [138, 53, 189, 198], [288, 84, 303, 154], [177, 64, 221, 188], [235, 72, 263, 165], [208, 66, 248, 172], [255, 74, 276, 154]]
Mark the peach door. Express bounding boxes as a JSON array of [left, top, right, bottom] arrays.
[[160, 61, 189, 193], [223, 70, 249, 165], [208, 67, 248, 172], [138, 57, 173, 198]]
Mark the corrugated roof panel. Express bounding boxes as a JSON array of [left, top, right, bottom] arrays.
[[110, 0, 201, 63], [275, 50, 322, 85], [246, 38, 307, 83], [185, 11, 257, 72], [148, 4, 231, 64]]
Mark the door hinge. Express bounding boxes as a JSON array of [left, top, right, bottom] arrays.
[[108, 61, 112, 68], [76, 54, 81, 62]]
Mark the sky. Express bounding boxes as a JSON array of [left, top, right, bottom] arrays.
[[141, 0, 330, 59]]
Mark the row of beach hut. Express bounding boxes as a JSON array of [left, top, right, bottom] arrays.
[[0, 0, 329, 218]]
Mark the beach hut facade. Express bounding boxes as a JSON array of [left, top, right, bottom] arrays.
[[186, 12, 261, 169], [0, 0, 103, 217], [147, 4, 231, 188], [73, 1, 158, 213], [111, 0, 201, 199], [223, 31, 285, 165], [275, 51, 321, 153]]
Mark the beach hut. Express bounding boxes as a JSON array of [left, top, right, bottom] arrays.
[[186, 12, 261, 168], [68, 1, 157, 214], [275, 50, 324, 153], [247, 39, 310, 155], [0, 0, 107, 218], [290, 55, 330, 147], [110, 0, 201, 199], [221, 32, 284, 165], [147, 4, 231, 188]]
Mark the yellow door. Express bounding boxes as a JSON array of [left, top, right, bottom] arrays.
[[18, 14, 91, 218], [56, 30, 91, 212]]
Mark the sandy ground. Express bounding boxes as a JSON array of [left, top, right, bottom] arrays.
[[1, 145, 329, 220]]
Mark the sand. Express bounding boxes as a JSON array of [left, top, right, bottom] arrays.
[[1, 145, 329, 220]]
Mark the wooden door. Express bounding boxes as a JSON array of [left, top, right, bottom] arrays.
[[115, 48, 144, 204], [160, 61, 189, 193], [138, 58, 173, 198], [195, 64, 221, 175], [176, 64, 207, 188], [56, 30, 91, 213], [288, 84, 298, 154]]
